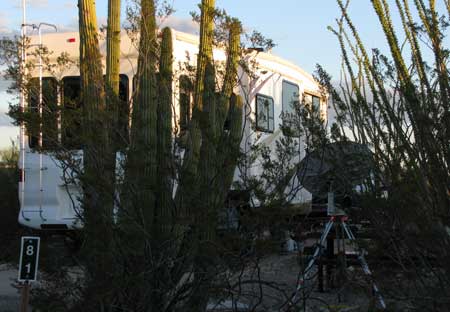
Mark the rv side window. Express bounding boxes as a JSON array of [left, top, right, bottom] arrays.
[[62, 76, 82, 149], [304, 93, 321, 118], [27, 77, 58, 149], [115, 74, 130, 148], [179, 75, 192, 131], [282, 80, 299, 135], [255, 94, 274, 133]]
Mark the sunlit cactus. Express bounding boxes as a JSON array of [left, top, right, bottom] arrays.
[[78, 0, 114, 306], [105, 0, 121, 96]]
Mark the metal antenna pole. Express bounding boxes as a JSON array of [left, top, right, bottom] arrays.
[[20, 0, 26, 220], [342, 221, 386, 309], [290, 218, 334, 304]]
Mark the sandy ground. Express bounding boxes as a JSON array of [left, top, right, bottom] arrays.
[[227, 253, 375, 311], [0, 252, 381, 312], [0, 264, 20, 312]]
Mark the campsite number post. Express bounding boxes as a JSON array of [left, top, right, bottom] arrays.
[[18, 236, 40, 312]]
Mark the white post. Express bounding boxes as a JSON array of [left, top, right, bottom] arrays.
[[38, 26, 43, 214]]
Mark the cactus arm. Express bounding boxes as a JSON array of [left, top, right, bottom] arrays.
[[216, 19, 242, 131], [105, 0, 121, 97], [193, 0, 215, 116], [217, 94, 243, 203]]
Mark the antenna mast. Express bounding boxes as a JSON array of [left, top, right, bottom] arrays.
[[19, 0, 27, 219]]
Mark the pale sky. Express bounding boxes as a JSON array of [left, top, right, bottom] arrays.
[[0, 0, 448, 148]]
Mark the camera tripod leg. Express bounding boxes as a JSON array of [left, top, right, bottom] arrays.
[[290, 219, 334, 304], [342, 221, 386, 310]]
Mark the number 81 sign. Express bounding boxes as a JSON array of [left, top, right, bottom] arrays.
[[18, 236, 40, 282]]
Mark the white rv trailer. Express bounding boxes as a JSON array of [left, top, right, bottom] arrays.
[[18, 29, 327, 230]]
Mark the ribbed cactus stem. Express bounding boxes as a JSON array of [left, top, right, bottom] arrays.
[[217, 18, 242, 130], [222, 19, 241, 97], [196, 7, 218, 228], [106, 0, 121, 96], [78, 0, 113, 305], [127, 0, 158, 227], [79, 0, 104, 115], [193, 0, 215, 115], [221, 93, 243, 189], [157, 27, 173, 231]]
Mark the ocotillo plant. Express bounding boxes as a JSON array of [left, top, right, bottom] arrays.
[[325, 0, 450, 307]]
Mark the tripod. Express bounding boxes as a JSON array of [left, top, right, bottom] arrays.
[[290, 214, 386, 310]]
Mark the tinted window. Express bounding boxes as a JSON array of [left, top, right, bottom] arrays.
[[312, 95, 320, 112], [116, 74, 130, 148], [62, 76, 82, 149], [179, 75, 192, 131], [282, 80, 299, 135], [256, 94, 274, 133], [304, 93, 321, 118]]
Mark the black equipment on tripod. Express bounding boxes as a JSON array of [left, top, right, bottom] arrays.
[[289, 142, 386, 309]]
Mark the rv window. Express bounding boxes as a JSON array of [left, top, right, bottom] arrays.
[[179, 75, 192, 131], [256, 94, 274, 133], [115, 74, 130, 148], [282, 80, 299, 135], [304, 93, 321, 118], [312, 95, 320, 112], [27, 77, 58, 149], [62, 76, 82, 149]]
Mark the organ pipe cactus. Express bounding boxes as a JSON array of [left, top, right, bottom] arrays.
[[75, 0, 243, 309], [175, 3, 243, 311]]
